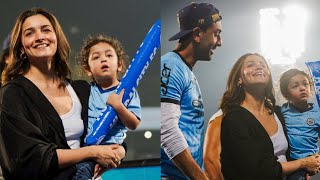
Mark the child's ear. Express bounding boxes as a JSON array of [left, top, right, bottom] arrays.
[[117, 60, 123, 72], [86, 71, 92, 77], [85, 68, 93, 77]]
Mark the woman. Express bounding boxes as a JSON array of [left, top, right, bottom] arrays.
[[0, 8, 125, 179], [218, 53, 320, 180]]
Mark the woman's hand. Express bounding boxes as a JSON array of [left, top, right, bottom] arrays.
[[114, 145, 126, 160], [92, 145, 126, 178], [91, 144, 121, 168], [301, 154, 320, 174]]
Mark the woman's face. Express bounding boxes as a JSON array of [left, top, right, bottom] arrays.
[[239, 55, 271, 88], [21, 14, 57, 62]]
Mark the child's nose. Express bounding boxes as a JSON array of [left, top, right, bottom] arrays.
[[300, 85, 306, 91]]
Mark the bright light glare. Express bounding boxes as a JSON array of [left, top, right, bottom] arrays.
[[260, 8, 282, 64], [282, 5, 307, 59], [260, 5, 307, 64], [144, 131, 152, 139]]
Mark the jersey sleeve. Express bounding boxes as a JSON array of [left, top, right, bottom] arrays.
[[128, 89, 141, 120]]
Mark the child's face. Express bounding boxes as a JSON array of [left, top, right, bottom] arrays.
[[286, 74, 311, 104], [87, 42, 122, 83]]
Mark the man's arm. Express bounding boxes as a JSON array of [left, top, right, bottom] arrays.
[[161, 102, 208, 180]]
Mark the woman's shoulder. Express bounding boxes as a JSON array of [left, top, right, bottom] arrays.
[[0, 78, 32, 109], [274, 105, 284, 115], [224, 106, 250, 118], [70, 79, 90, 103], [222, 106, 253, 126], [1, 83, 22, 99], [70, 79, 90, 88], [70, 79, 90, 92], [1, 76, 29, 97]]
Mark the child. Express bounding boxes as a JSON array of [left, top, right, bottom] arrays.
[[74, 35, 141, 179], [280, 69, 320, 180]]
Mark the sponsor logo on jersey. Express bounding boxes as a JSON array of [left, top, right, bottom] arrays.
[[192, 99, 203, 109], [306, 118, 315, 126], [161, 63, 171, 95]]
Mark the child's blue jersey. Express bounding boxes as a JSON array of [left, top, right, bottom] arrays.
[[88, 83, 141, 144], [281, 103, 320, 159]]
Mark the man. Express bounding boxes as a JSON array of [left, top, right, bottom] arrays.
[[160, 2, 222, 180]]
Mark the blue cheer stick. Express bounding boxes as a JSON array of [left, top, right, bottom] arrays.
[[305, 61, 320, 108]]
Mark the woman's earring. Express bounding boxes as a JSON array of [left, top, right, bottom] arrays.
[[20, 53, 27, 60], [237, 79, 242, 88]]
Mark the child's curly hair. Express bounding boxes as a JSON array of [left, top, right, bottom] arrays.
[[78, 34, 128, 80]]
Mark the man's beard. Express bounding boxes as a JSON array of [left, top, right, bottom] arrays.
[[193, 41, 212, 61]]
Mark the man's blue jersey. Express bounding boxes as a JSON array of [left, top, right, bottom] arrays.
[[161, 51, 205, 179]]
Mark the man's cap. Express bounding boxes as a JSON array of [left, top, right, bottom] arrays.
[[169, 2, 222, 41]]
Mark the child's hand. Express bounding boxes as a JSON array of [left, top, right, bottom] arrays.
[[106, 89, 125, 110], [93, 164, 109, 179], [306, 173, 311, 180]]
